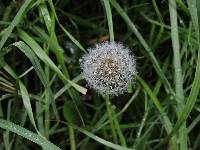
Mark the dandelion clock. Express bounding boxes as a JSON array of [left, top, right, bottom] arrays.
[[80, 41, 137, 96]]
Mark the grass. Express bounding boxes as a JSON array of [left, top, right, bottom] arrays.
[[0, 0, 200, 149]]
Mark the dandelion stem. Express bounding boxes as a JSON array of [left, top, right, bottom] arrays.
[[104, 93, 127, 146], [111, 107, 127, 146], [69, 125, 76, 150], [104, 94, 118, 143]]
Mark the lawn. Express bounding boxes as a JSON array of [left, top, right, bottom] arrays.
[[0, 0, 200, 150]]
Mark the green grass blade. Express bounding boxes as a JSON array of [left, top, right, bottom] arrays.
[[103, 0, 114, 42], [17, 29, 66, 81], [47, 0, 86, 53], [17, 29, 87, 95], [54, 75, 82, 99], [169, 0, 187, 149], [71, 124, 133, 150], [19, 81, 37, 130], [176, 0, 190, 16], [39, 1, 51, 32], [12, 41, 54, 103], [169, 0, 200, 138], [137, 76, 163, 113], [169, 0, 184, 104], [137, 76, 179, 149], [0, 0, 32, 50], [0, 119, 61, 150], [152, 0, 164, 49]]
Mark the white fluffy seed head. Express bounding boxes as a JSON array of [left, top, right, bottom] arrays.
[[80, 41, 137, 95]]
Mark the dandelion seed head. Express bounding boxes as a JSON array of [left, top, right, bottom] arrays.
[[80, 41, 137, 95]]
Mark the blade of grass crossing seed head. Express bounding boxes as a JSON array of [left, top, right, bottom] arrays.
[[66, 79, 87, 95]]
